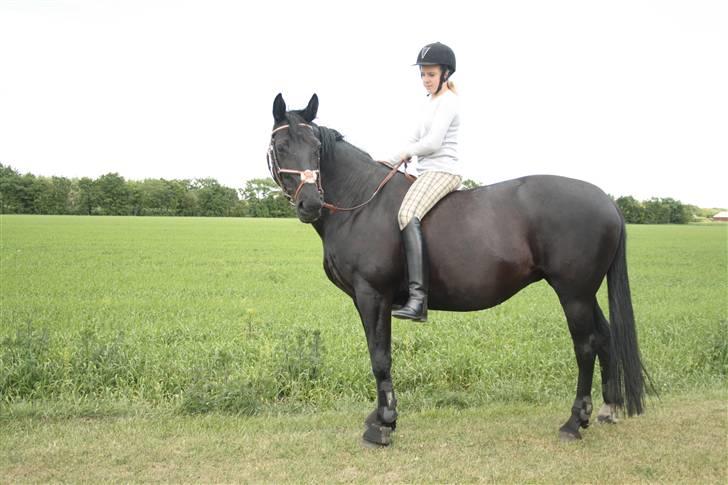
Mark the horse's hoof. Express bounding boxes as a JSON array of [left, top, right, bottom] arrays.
[[597, 414, 618, 424], [597, 404, 619, 424], [363, 422, 393, 447], [559, 429, 582, 441], [360, 438, 388, 449]]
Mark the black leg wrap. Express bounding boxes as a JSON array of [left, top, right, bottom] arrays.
[[362, 382, 397, 446], [377, 381, 398, 425], [559, 397, 593, 441], [363, 382, 398, 430], [572, 397, 593, 429]]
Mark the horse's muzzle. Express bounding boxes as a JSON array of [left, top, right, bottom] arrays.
[[296, 189, 323, 223], [297, 206, 322, 223]]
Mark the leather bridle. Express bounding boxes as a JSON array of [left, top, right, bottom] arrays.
[[267, 123, 409, 214], [266, 123, 323, 205]]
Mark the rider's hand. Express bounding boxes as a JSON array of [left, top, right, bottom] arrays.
[[394, 152, 411, 163]]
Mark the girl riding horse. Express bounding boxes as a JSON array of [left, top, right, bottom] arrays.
[[391, 42, 462, 322]]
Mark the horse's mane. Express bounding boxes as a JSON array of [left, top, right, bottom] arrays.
[[285, 112, 377, 167], [316, 124, 344, 163], [284, 112, 395, 205], [317, 125, 378, 167]]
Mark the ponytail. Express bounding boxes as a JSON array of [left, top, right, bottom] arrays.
[[432, 66, 458, 96]]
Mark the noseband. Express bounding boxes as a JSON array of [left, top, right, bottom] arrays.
[[267, 123, 410, 214]]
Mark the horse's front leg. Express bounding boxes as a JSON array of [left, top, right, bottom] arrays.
[[354, 282, 397, 447]]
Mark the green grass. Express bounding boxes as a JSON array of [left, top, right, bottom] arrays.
[[1, 216, 726, 482], [1, 391, 725, 482], [1, 216, 726, 417]]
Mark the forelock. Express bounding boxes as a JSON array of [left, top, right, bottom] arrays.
[[285, 113, 306, 141]]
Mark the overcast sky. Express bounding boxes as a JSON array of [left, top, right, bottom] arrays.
[[1, 0, 726, 207]]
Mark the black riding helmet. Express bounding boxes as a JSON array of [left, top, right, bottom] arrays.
[[414, 42, 456, 95]]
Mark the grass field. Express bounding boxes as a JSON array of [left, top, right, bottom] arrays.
[[1, 215, 726, 481], [1, 216, 725, 413]]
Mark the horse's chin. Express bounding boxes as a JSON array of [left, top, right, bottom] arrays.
[[297, 208, 321, 223]]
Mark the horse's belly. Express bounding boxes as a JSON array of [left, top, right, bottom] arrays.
[[428, 256, 540, 311]]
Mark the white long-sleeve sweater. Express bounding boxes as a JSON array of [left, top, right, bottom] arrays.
[[391, 90, 460, 176]]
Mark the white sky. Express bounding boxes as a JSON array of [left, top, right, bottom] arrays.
[[1, 0, 726, 207]]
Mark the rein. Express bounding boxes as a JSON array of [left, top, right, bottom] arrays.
[[322, 159, 407, 214], [267, 123, 410, 214]]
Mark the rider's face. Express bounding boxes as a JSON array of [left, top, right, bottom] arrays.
[[420, 65, 446, 95]]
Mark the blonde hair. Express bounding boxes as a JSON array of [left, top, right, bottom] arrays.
[[446, 79, 457, 94]]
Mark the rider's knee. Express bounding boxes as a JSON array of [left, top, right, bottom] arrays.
[[398, 209, 414, 230]]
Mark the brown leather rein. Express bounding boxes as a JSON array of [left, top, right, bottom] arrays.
[[267, 123, 411, 214]]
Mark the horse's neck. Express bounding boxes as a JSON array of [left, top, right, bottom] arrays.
[[320, 142, 388, 209], [312, 139, 406, 244]]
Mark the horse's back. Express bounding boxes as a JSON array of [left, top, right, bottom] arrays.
[[422, 175, 623, 309]]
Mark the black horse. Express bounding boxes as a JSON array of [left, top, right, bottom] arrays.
[[268, 93, 647, 446]]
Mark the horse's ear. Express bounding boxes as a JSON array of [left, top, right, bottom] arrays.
[[302, 93, 319, 122], [273, 93, 286, 123]]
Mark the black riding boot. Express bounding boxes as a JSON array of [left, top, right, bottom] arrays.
[[392, 217, 428, 322]]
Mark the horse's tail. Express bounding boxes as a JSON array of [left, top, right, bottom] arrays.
[[606, 220, 647, 416]]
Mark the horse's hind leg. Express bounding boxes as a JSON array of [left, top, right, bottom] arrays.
[[558, 296, 606, 441], [594, 302, 619, 424]]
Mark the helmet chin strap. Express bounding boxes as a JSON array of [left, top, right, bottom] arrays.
[[433, 70, 450, 96]]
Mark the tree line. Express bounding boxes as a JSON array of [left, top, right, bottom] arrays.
[[0, 164, 294, 217], [0, 163, 704, 223], [614, 196, 698, 224]]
